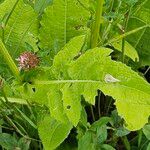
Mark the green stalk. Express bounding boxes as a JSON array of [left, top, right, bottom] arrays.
[[138, 130, 143, 148], [4, 114, 25, 137], [144, 66, 150, 75], [1, 27, 4, 42], [104, 25, 148, 46], [140, 140, 149, 150], [91, 0, 104, 48], [90, 105, 95, 122], [98, 90, 101, 118], [102, 19, 113, 43], [121, 136, 131, 150], [106, 97, 113, 115], [0, 39, 20, 79], [121, 38, 125, 63], [122, 7, 132, 63]]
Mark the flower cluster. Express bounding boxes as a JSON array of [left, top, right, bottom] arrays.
[[17, 52, 39, 71]]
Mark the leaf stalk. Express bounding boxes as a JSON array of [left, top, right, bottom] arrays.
[[121, 136, 131, 150]]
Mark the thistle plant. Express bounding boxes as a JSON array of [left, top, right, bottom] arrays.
[[0, 0, 150, 150]]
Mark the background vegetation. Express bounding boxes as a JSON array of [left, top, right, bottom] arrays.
[[0, 0, 150, 149]]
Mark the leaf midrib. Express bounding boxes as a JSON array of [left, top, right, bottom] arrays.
[[33, 80, 150, 98]]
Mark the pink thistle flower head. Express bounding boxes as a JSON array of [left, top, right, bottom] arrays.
[[17, 52, 39, 71]]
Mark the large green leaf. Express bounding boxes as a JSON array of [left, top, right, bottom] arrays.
[[67, 48, 150, 130], [39, 0, 89, 54], [38, 115, 72, 150], [17, 36, 150, 130], [0, 0, 38, 57], [38, 39, 150, 130], [127, 0, 150, 65]]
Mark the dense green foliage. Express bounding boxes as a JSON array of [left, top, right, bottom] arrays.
[[0, 0, 150, 150]]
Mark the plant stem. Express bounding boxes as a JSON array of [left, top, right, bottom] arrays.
[[98, 90, 101, 118], [1, 27, 5, 42], [121, 136, 131, 150], [91, 0, 104, 48], [102, 19, 113, 43], [104, 25, 148, 46], [144, 66, 150, 75], [109, 0, 114, 12], [1, 88, 9, 103], [0, 39, 20, 79], [4, 114, 25, 136], [138, 129, 143, 148], [90, 106, 95, 122], [122, 7, 132, 63], [106, 97, 113, 115], [121, 38, 125, 63], [140, 140, 149, 150]]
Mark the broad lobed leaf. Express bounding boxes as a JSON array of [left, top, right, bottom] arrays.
[[39, 0, 90, 54], [66, 46, 150, 130], [19, 36, 150, 131]]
